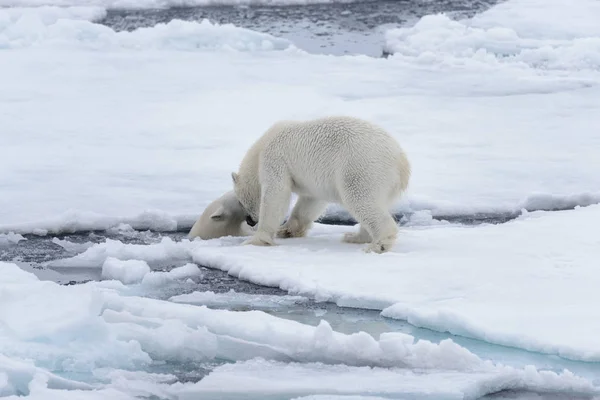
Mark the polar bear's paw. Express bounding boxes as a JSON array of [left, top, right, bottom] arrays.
[[277, 226, 305, 238], [242, 232, 276, 247], [277, 220, 310, 239], [342, 231, 371, 244], [362, 236, 396, 254]]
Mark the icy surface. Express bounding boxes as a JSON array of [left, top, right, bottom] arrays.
[[1, 0, 600, 397], [0, 233, 26, 246], [101, 257, 151, 284], [140, 262, 203, 287], [385, 0, 600, 71], [170, 289, 309, 309], [1, 261, 598, 399], [1, 0, 600, 233], [0, 9, 292, 51], [183, 207, 600, 362], [189, 359, 597, 400], [42, 205, 600, 362]]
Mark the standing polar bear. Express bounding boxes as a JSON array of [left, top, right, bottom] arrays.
[[231, 115, 411, 253]]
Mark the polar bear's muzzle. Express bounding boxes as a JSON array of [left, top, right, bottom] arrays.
[[245, 215, 257, 227]]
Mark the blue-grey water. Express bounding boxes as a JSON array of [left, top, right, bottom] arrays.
[[99, 0, 499, 56]]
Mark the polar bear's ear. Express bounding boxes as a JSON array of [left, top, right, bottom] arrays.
[[210, 206, 226, 221], [231, 172, 239, 184]]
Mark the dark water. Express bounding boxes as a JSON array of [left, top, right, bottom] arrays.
[[99, 0, 499, 56]]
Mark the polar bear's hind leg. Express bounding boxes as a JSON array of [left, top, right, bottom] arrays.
[[341, 184, 399, 253]]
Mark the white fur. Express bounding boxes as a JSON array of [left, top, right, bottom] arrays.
[[188, 191, 253, 240], [232, 116, 411, 253]]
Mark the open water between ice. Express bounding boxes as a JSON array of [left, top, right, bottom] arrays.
[[99, 0, 499, 56], [4, 220, 600, 395]]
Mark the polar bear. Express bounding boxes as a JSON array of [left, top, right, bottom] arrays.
[[188, 191, 254, 240], [231, 115, 411, 253]]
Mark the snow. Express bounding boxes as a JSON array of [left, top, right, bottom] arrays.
[[41, 205, 600, 362], [1, 261, 598, 399], [101, 257, 151, 284], [384, 0, 600, 71], [0, 10, 292, 51], [186, 206, 600, 362], [2, 0, 600, 397], [46, 237, 191, 268], [2, 0, 600, 233], [0, 5, 107, 24]]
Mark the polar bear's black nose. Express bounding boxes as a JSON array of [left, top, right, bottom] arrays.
[[245, 215, 257, 227]]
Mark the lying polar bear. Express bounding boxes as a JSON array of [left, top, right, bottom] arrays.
[[188, 191, 253, 240], [231, 115, 411, 253]]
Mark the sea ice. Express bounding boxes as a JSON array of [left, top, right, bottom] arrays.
[[1, 0, 600, 397], [101, 257, 151, 284], [0, 233, 26, 247], [170, 289, 309, 309], [1, 0, 600, 232]]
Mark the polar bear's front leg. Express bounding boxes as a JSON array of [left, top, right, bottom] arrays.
[[342, 224, 372, 244], [278, 196, 328, 238], [242, 179, 292, 247]]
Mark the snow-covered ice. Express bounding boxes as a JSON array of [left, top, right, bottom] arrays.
[[0, 9, 292, 51], [188, 359, 597, 400], [2, 0, 600, 233], [1, 262, 599, 399], [1, 0, 600, 397], [384, 0, 600, 72], [139, 262, 203, 286], [0, 233, 26, 247], [44, 205, 600, 362], [101, 257, 151, 284]]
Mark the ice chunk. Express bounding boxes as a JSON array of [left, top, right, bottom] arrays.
[[0, 232, 26, 246], [0, 210, 180, 236], [181, 359, 597, 400], [0, 13, 293, 52], [47, 237, 193, 268], [51, 237, 95, 253], [0, 354, 93, 396], [140, 263, 203, 287], [101, 257, 151, 284], [384, 0, 600, 71], [170, 289, 309, 309]]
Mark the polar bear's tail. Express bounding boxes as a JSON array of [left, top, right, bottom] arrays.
[[395, 148, 411, 194]]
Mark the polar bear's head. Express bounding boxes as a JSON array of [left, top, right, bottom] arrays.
[[188, 190, 253, 240], [231, 171, 260, 227]]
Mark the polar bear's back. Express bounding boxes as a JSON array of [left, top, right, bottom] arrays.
[[259, 116, 409, 202]]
